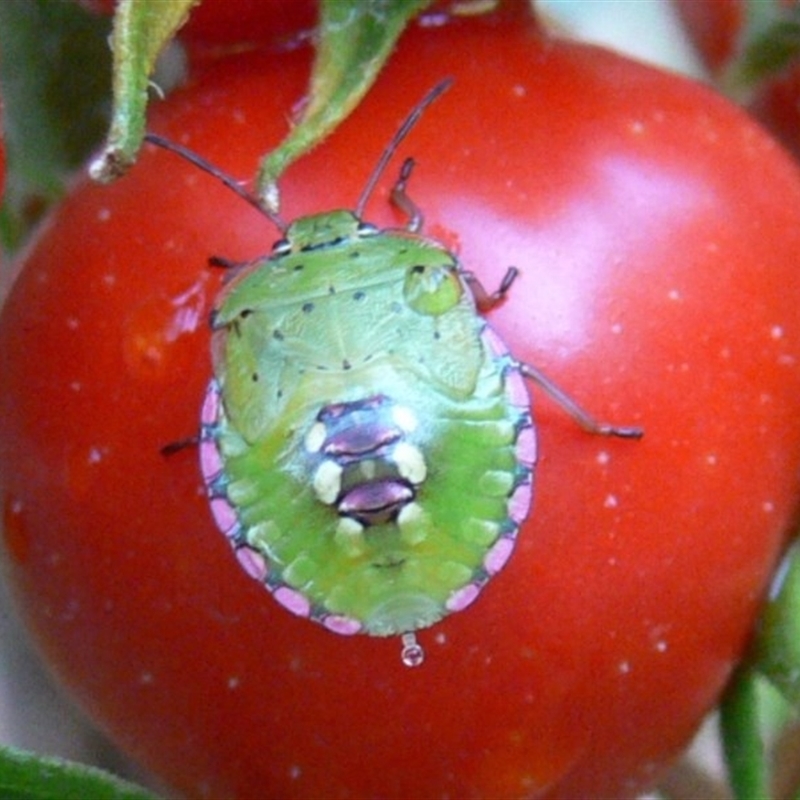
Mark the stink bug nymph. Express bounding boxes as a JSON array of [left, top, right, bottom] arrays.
[[148, 79, 642, 667]]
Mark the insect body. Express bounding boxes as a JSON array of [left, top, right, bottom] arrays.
[[148, 80, 641, 666], [200, 209, 536, 645]]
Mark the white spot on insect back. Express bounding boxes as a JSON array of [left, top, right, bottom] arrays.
[[313, 460, 343, 504], [393, 442, 427, 483], [398, 502, 424, 527], [304, 421, 327, 453], [334, 517, 365, 557], [392, 405, 418, 433], [397, 502, 427, 546]]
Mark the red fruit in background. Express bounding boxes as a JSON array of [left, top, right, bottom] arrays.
[[672, 0, 800, 158], [671, 0, 744, 72], [3, 9, 800, 799], [78, 0, 315, 45]]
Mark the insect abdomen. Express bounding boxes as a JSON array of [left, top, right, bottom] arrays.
[[201, 322, 535, 637]]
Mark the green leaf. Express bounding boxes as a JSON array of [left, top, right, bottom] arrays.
[[0, 0, 112, 249], [0, 745, 160, 800], [255, 0, 432, 212], [88, 0, 197, 183]]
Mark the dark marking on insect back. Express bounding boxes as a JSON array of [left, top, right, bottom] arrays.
[[308, 396, 425, 527]]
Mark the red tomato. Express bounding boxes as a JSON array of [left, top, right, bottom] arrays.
[[78, 0, 315, 45], [4, 8, 800, 799]]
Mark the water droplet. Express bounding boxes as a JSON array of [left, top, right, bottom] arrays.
[[401, 633, 425, 668]]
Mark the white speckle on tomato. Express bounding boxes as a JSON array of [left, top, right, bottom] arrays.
[[596, 450, 611, 466], [667, 288, 681, 302], [96, 207, 111, 222], [770, 325, 785, 340], [139, 671, 154, 685], [227, 676, 240, 690], [762, 501, 775, 514], [618, 660, 631, 675], [66, 317, 80, 330], [604, 494, 618, 509], [289, 765, 302, 780], [610, 322, 623, 335], [705, 454, 717, 466]]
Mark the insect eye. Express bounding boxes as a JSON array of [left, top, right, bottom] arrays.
[[403, 263, 463, 316], [272, 238, 291, 255]]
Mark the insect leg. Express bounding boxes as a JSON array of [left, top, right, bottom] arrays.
[[519, 363, 643, 439], [208, 254, 268, 281], [390, 157, 423, 233], [208, 255, 242, 270], [161, 435, 200, 456], [464, 267, 519, 312]]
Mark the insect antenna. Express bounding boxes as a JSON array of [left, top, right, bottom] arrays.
[[144, 133, 288, 234], [354, 77, 453, 219]]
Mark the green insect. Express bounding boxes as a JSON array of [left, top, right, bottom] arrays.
[[148, 80, 642, 667]]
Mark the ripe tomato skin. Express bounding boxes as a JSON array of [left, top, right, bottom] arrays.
[[4, 10, 800, 799]]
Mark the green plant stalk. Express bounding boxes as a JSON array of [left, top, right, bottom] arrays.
[[719, 665, 770, 800]]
